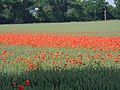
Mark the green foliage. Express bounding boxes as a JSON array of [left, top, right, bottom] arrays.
[[114, 0, 120, 19], [0, 0, 120, 24]]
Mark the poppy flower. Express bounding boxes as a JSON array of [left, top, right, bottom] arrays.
[[17, 85, 24, 90], [28, 63, 36, 68], [51, 60, 55, 64], [11, 82, 16, 85], [3, 60, 6, 63], [66, 59, 69, 63], [79, 60, 82, 64], [2, 50, 7, 55], [114, 59, 119, 63], [78, 54, 82, 57], [25, 80, 30, 85], [60, 62, 62, 65]]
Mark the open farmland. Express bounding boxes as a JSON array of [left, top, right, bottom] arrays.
[[0, 20, 120, 36], [0, 21, 120, 90]]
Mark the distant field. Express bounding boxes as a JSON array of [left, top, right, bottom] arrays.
[[0, 20, 120, 36]]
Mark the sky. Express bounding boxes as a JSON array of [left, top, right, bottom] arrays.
[[107, 0, 115, 6]]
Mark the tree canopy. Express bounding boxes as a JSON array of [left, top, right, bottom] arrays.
[[0, 0, 119, 24]]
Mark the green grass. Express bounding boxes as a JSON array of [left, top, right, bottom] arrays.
[[0, 20, 120, 36]]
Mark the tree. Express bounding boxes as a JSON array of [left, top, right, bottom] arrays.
[[66, 0, 84, 21], [0, 1, 5, 24], [82, 0, 97, 21], [0, 1, 12, 24], [0, 0, 37, 24], [48, 0, 68, 22], [0, 0, 119, 24], [43, 4, 55, 22], [106, 5, 116, 20], [114, 0, 120, 19], [10, 0, 36, 23], [93, 0, 107, 20]]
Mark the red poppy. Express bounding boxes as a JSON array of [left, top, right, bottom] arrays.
[[17, 85, 24, 90], [66, 59, 69, 63], [3, 60, 6, 63], [79, 60, 82, 64], [70, 60, 74, 65], [11, 82, 16, 85], [34, 55, 37, 59], [2, 50, 7, 55], [78, 54, 82, 57], [51, 60, 55, 64], [108, 53, 113, 57], [0, 33, 119, 50], [60, 62, 62, 65], [25, 80, 30, 85], [114, 59, 119, 63], [28, 63, 36, 68]]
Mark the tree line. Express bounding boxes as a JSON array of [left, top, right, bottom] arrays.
[[0, 0, 120, 24]]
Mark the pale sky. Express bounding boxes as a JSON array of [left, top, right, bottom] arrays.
[[107, 0, 115, 6]]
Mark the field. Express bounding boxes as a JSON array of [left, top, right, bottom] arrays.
[[0, 20, 120, 90]]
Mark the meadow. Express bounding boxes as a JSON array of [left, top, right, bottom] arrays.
[[0, 20, 120, 90], [0, 20, 120, 35]]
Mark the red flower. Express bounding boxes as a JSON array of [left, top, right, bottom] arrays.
[[25, 80, 30, 85], [34, 55, 37, 59], [78, 54, 82, 57], [108, 53, 113, 57], [66, 59, 69, 63], [28, 63, 36, 68], [66, 54, 68, 56], [5, 55, 9, 59], [79, 60, 82, 64], [70, 60, 73, 65], [0, 33, 119, 50], [17, 85, 24, 90], [54, 52, 59, 56], [17, 56, 21, 59], [3, 60, 6, 63], [90, 55, 94, 60], [2, 50, 7, 55], [27, 58, 31, 60], [51, 60, 55, 64], [114, 59, 119, 63], [41, 54, 46, 58], [11, 82, 16, 85], [60, 62, 62, 65], [50, 52, 53, 55]]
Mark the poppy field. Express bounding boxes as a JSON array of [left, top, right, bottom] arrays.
[[0, 21, 120, 90]]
